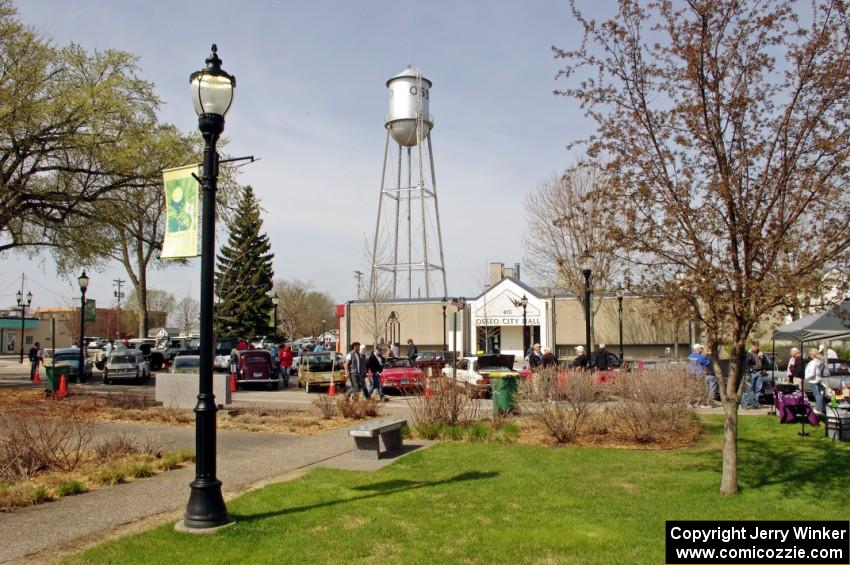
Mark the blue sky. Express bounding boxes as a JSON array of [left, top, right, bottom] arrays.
[[1, 0, 606, 310]]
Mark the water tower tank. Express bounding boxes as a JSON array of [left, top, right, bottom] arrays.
[[385, 66, 433, 147]]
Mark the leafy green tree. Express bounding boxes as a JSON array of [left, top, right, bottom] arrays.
[[215, 187, 274, 337], [0, 0, 159, 253]]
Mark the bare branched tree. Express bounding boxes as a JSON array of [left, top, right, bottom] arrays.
[[524, 164, 621, 335], [557, 0, 850, 494], [173, 293, 200, 336]]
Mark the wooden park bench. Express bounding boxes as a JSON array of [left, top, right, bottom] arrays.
[[349, 418, 406, 459]]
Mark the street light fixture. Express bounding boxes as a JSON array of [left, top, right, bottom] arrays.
[[509, 294, 530, 356], [440, 297, 448, 353], [271, 294, 279, 340], [78, 271, 90, 381], [321, 319, 326, 349], [616, 284, 625, 362], [183, 44, 235, 531], [16, 289, 33, 363], [578, 249, 593, 357]]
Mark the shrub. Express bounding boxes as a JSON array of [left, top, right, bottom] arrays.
[[95, 467, 125, 486], [608, 369, 702, 444], [337, 396, 381, 419], [30, 486, 51, 504], [518, 368, 595, 443], [405, 375, 480, 427], [312, 395, 337, 419], [414, 422, 444, 440], [127, 462, 154, 479], [0, 402, 94, 481], [493, 422, 520, 444], [55, 479, 86, 497], [466, 421, 492, 443]]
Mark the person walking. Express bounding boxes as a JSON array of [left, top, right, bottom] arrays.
[[805, 348, 828, 414], [28, 342, 41, 381], [572, 345, 589, 369], [528, 343, 543, 370], [687, 344, 713, 404], [592, 343, 610, 371], [743, 340, 767, 409], [390, 342, 400, 358], [366, 345, 387, 401], [786, 347, 804, 389], [345, 342, 367, 399], [406, 339, 418, 363], [278, 343, 293, 388]]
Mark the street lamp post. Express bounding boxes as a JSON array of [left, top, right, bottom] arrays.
[[616, 285, 624, 361], [441, 297, 448, 352], [578, 250, 593, 357], [321, 319, 326, 349], [509, 294, 530, 356], [16, 289, 32, 363], [271, 294, 279, 340], [78, 271, 90, 381], [183, 44, 235, 530]]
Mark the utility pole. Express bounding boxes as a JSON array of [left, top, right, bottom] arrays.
[[113, 279, 125, 339]]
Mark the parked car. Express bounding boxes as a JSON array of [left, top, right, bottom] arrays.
[[127, 338, 165, 371], [214, 337, 239, 371], [103, 350, 151, 385], [42, 347, 93, 383], [234, 349, 279, 390], [158, 337, 200, 367], [414, 351, 446, 371], [442, 354, 519, 398], [380, 357, 426, 392], [298, 351, 346, 393], [171, 355, 201, 374]]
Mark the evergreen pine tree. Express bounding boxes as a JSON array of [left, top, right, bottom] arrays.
[[215, 187, 274, 337]]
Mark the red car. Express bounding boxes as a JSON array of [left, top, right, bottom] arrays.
[[378, 357, 426, 392], [235, 349, 279, 390]]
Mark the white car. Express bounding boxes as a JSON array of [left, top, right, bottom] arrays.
[[103, 350, 151, 385], [441, 354, 519, 398]]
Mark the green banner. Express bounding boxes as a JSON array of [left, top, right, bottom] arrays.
[[161, 164, 200, 259], [85, 299, 96, 322]]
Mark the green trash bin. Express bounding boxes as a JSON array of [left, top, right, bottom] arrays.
[[44, 365, 72, 393], [491, 372, 519, 414]]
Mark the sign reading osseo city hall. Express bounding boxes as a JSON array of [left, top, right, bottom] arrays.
[[474, 289, 541, 326]]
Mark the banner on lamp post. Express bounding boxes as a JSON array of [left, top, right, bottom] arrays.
[[161, 164, 201, 259], [85, 299, 96, 322]]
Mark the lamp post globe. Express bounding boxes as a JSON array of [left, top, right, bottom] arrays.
[[78, 271, 90, 381], [271, 294, 279, 340], [183, 44, 235, 531]]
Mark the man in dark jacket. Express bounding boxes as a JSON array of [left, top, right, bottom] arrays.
[[28, 342, 41, 381], [592, 344, 610, 371], [541, 347, 557, 369], [744, 340, 767, 408], [406, 339, 418, 362], [572, 345, 589, 369], [345, 342, 367, 399], [366, 346, 387, 401]]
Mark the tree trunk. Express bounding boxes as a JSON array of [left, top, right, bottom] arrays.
[[137, 277, 148, 339], [720, 397, 738, 495]]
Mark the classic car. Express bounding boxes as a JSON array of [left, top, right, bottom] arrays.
[[103, 350, 151, 385], [234, 349, 279, 390], [379, 357, 426, 392], [441, 354, 519, 397], [298, 351, 346, 393]]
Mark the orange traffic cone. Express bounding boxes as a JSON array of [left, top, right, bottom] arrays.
[[425, 377, 432, 399], [328, 379, 336, 395], [56, 374, 68, 399], [230, 370, 237, 392], [32, 360, 40, 383]]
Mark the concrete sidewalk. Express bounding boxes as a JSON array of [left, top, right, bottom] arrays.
[[0, 420, 430, 564]]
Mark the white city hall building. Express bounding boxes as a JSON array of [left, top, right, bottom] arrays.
[[340, 263, 697, 362]]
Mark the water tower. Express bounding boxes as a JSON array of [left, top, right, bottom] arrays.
[[369, 66, 448, 299]]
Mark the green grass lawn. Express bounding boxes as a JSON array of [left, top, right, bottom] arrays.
[[68, 416, 850, 564]]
